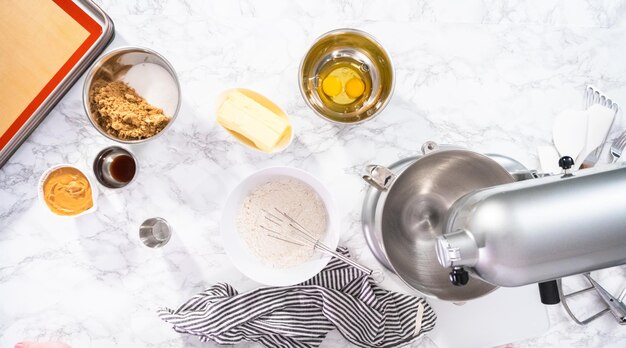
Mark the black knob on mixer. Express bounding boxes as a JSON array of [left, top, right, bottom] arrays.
[[449, 267, 469, 286], [558, 156, 575, 170]]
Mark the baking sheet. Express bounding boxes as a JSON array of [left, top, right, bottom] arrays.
[[0, 0, 114, 168]]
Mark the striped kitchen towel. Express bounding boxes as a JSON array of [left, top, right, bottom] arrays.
[[158, 248, 436, 348]]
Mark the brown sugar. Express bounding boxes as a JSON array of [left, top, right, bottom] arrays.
[[90, 80, 171, 140]]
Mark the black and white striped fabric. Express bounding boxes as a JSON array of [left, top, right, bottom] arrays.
[[158, 248, 436, 348]]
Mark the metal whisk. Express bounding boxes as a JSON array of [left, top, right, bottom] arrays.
[[261, 207, 379, 278]]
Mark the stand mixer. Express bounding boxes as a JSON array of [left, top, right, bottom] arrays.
[[436, 156, 626, 324]]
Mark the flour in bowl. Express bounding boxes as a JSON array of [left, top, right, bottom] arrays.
[[237, 177, 328, 268]]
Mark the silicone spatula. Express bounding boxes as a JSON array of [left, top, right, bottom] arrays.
[[537, 146, 561, 174], [577, 104, 615, 169], [552, 109, 588, 165]]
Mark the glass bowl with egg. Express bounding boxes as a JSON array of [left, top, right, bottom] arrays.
[[299, 29, 394, 124], [221, 167, 340, 286], [82, 46, 181, 143]]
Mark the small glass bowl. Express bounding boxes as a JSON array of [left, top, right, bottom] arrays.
[[299, 29, 395, 125]]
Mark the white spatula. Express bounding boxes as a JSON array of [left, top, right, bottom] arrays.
[[552, 109, 588, 165], [537, 145, 561, 174], [577, 104, 615, 168]]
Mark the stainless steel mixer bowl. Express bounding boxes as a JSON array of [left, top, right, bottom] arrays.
[[380, 149, 515, 302]]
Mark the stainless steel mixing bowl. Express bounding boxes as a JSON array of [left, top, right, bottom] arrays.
[[363, 146, 516, 302], [82, 46, 181, 144]]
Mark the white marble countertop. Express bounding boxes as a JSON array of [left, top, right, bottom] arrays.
[[2, 0, 626, 347]]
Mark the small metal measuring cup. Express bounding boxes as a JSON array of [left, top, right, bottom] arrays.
[[139, 217, 172, 248], [93, 146, 137, 188]]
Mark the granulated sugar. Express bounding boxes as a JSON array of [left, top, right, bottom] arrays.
[[237, 177, 328, 268]]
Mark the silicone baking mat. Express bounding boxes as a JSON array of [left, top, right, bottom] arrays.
[[0, 0, 113, 167]]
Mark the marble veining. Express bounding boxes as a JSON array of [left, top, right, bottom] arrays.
[[2, 0, 626, 347]]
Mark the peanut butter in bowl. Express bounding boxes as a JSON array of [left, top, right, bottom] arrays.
[[39, 165, 96, 217]]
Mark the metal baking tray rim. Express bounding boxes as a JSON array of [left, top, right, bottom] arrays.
[[0, 0, 115, 168]]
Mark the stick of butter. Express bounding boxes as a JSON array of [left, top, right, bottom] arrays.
[[217, 89, 291, 153]]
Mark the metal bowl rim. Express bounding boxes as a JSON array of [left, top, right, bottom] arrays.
[[374, 149, 515, 301], [298, 28, 395, 125], [82, 46, 181, 144]]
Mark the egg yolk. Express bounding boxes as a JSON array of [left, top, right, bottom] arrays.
[[345, 78, 365, 98], [322, 76, 342, 97]]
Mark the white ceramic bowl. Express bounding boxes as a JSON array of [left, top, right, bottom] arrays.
[[38, 164, 98, 217], [221, 167, 339, 286]]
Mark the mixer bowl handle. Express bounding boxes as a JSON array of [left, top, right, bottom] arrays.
[[363, 165, 395, 191]]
